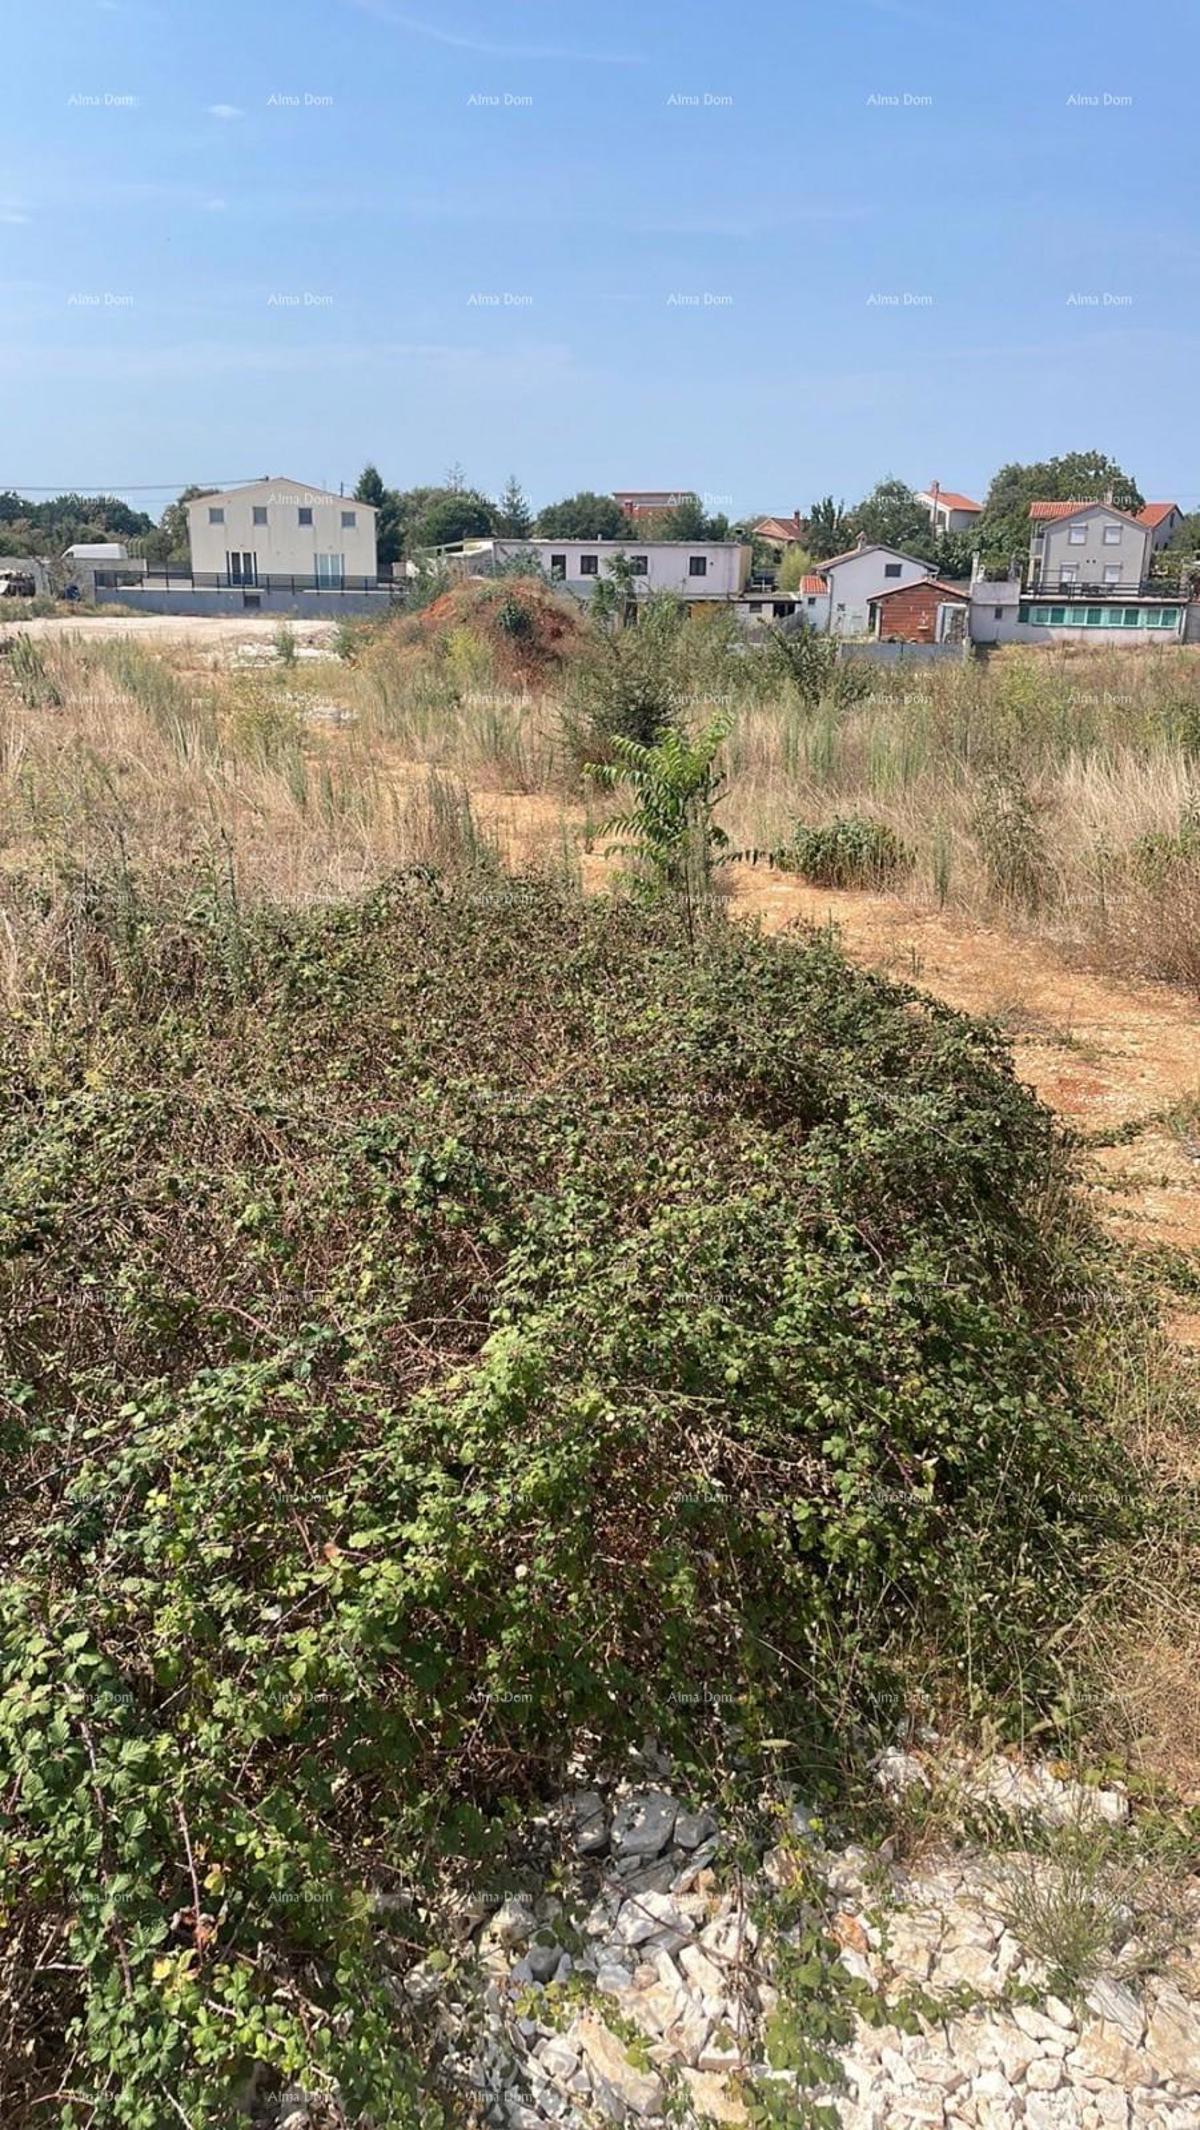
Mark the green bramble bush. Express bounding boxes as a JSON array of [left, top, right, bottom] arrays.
[[0, 870, 1133, 2124]]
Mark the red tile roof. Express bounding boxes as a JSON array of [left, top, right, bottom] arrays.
[[799, 574, 827, 594], [1136, 502, 1180, 528], [871, 577, 968, 602], [1028, 498, 1143, 526], [926, 491, 981, 513], [754, 515, 805, 542]]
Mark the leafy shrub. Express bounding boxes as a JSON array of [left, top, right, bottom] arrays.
[[775, 814, 913, 889], [764, 625, 872, 711], [563, 596, 689, 756], [972, 769, 1050, 910], [1129, 810, 1200, 887], [3, 633, 63, 709], [0, 877, 1133, 2124]]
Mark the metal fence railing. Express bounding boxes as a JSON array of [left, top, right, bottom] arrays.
[[92, 569, 398, 594]]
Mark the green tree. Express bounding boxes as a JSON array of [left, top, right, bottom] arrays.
[[353, 463, 386, 509], [778, 545, 817, 590], [1165, 512, 1200, 555], [849, 477, 935, 560], [589, 718, 732, 942], [590, 550, 642, 630], [142, 486, 217, 565], [805, 495, 853, 561], [535, 491, 627, 540], [494, 475, 534, 538], [407, 489, 496, 549], [354, 465, 404, 566], [975, 452, 1144, 567]]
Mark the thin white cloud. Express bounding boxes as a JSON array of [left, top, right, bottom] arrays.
[[207, 104, 245, 121], [0, 208, 31, 225], [0, 337, 581, 387], [345, 0, 643, 64]]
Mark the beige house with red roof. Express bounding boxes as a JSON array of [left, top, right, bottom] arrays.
[[1136, 501, 1185, 550], [752, 513, 807, 548], [916, 485, 982, 537], [1027, 500, 1154, 591]]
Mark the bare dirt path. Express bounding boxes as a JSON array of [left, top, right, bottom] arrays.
[[0, 613, 335, 650], [464, 792, 1200, 1277]]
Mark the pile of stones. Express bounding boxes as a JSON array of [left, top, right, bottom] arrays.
[[408, 1752, 1200, 2130]]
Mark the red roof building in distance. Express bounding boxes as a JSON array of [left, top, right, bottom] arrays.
[[917, 485, 982, 536], [1027, 499, 1141, 522], [613, 490, 696, 519], [1136, 502, 1184, 537], [799, 573, 827, 594], [753, 513, 807, 545]]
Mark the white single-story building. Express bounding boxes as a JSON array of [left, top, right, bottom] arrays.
[[443, 537, 751, 602], [186, 477, 378, 586]]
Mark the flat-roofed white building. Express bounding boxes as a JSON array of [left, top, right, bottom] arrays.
[[445, 537, 751, 601], [186, 477, 377, 586]]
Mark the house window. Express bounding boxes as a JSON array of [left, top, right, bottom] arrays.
[[252, 505, 268, 526], [883, 562, 902, 579], [315, 553, 344, 587], [208, 506, 225, 525], [629, 555, 648, 575], [1104, 565, 1121, 585], [1068, 524, 1087, 545], [579, 554, 599, 576], [1061, 566, 1078, 585], [1049, 606, 1066, 624], [549, 553, 566, 582], [1103, 524, 1122, 545], [994, 606, 1004, 620], [341, 510, 357, 529], [298, 507, 313, 526], [749, 601, 763, 613], [688, 555, 708, 577], [1086, 607, 1103, 625]]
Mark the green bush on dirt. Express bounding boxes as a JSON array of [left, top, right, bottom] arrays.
[[0, 873, 1135, 2125], [775, 814, 914, 889]]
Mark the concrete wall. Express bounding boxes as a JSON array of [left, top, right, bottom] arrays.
[[1031, 506, 1150, 588], [95, 585, 400, 617], [842, 640, 967, 667], [188, 479, 377, 580]]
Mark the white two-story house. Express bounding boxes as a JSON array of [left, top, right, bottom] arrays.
[[186, 477, 378, 587]]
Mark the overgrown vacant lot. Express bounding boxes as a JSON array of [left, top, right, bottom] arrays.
[[1, 869, 1184, 2127], [4, 604, 1200, 992], [1, 610, 1198, 2126]]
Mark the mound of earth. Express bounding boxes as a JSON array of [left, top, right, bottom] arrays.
[[415, 573, 585, 684]]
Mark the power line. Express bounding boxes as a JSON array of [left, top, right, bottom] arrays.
[[0, 479, 268, 493]]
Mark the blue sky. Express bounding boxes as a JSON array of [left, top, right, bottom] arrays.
[[3, 0, 1198, 522]]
